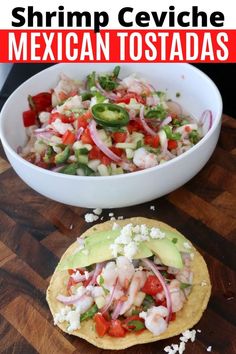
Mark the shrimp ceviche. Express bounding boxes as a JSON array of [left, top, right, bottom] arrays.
[[47, 218, 211, 349], [21, 66, 212, 176]]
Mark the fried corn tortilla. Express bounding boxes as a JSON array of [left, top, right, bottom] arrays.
[[46, 217, 211, 350]]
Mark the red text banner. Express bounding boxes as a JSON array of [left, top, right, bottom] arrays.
[[0, 29, 235, 63]]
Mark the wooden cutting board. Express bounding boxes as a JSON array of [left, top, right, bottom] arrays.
[[0, 115, 235, 354]]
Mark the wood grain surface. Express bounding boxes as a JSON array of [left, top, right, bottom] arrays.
[[0, 115, 235, 354]]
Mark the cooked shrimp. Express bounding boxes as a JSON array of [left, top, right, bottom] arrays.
[[139, 306, 168, 336], [75, 294, 93, 314], [116, 256, 135, 287], [101, 261, 118, 289], [119, 270, 146, 315], [168, 279, 185, 312], [133, 148, 158, 169]]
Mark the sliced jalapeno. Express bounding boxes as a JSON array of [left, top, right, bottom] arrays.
[[92, 103, 129, 127]]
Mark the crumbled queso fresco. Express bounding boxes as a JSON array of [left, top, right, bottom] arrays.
[[110, 223, 166, 260], [164, 329, 197, 354]]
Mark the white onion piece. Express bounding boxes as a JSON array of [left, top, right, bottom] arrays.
[[88, 262, 105, 286], [142, 259, 172, 323], [158, 130, 168, 153], [159, 116, 172, 128], [139, 105, 156, 137], [89, 120, 122, 163], [112, 300, 124, 320], [166, 100, 183, 115], [200, 110, 213, 136], [101, 278, 118, 314], [129, 109, 137, 120], [76, 127, 84, 141]]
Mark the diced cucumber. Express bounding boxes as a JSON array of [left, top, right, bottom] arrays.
[[116, 142, 137, 149], [97, 164, 109, 176], [126, 148, 134, 159], [78, 154, 89, 164], [112, 167, 124, 175], [95, 296, 106, 309], [88, 159, 101, 171]]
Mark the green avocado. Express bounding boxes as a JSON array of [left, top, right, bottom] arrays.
[[58, 228, 184, 270], [146, 238, 183, 269], [161, 228, 192, 253]]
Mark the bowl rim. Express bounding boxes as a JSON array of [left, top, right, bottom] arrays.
[[0, 63, 223, 181]]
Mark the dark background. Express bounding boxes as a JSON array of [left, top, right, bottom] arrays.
[[1, 64, 236, 117]]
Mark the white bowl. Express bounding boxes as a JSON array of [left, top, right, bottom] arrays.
[[0, 63, 222, 208]]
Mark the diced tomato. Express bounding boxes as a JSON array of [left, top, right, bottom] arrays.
[[109, 147, 123, 157], [94, 313, 110, 337], [29, 92, 52, 112], [81, 128, 94, 145], [101, 156, 112, 166], [142, 275, 163, 296], [115, 92, 145, 105], [62, 130, 76, 145], [35, 160, 50, 169], [127, 120, 145, 133], [108, 320, 126, 337], [168, 139, 178, 150], [23, 110, 37, 127], [61, 114, 75, 124], [89, 146, 103, 160], [77, 111, 92, 128], [67, 277, 78, 294], [144, 135, 160, 148], [112, 132, 128, 143]]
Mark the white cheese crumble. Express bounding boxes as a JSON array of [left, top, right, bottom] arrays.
[[150, 205, 155, 210], [117, 216, 124, 220], [201, 281, 207, 287], [93, 208, 103, 215], [164, 329, 197, 354], [123, 242, 138, 261], [110, 223, 166, 260], [150, 227, 165, 239], [183, 242, 192, 250], [54, 306, 81, 332], [109, 212, 114, 217], [84, 213, 99, 223], [207, 346, 212, 352]]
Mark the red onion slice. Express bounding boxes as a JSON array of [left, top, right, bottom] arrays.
[[57, 292, 84, 305], [112, 299, 124, 320], [101, 277, 118, 314], [88, 262, 105, 286], [76, 127, 84, 141], [139, 105, 157, 137], [199, 110, 213, 136], [89, 120, 122, 163], [142, 258, 172, 323], [159, 116, 172, 128]]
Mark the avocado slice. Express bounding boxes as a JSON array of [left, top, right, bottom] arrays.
[[161, 228, 192, 253], [58, 228, 153, 270], [146, 238, 183, 269], [84, 229, 120, 247]]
